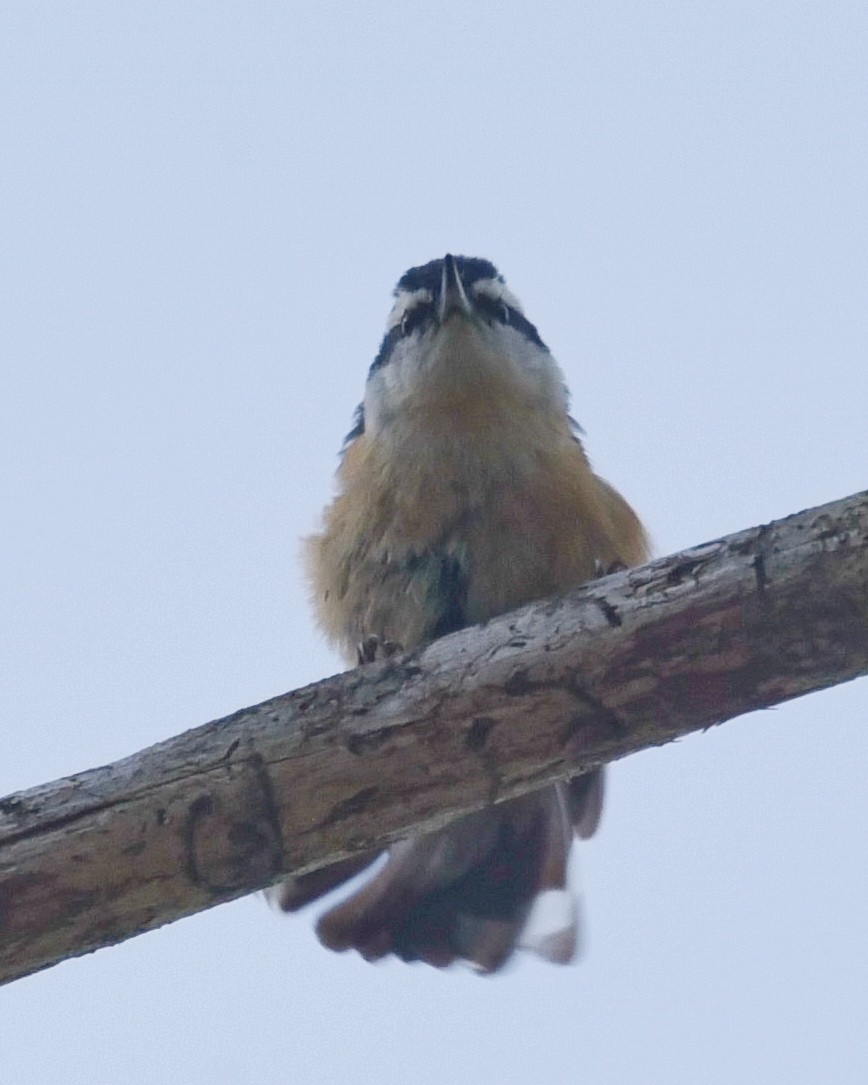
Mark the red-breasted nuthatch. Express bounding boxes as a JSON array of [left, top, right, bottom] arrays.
[[271, 254, 648, 972]]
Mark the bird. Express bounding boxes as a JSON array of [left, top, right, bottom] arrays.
[[269, 254, 648, 972]]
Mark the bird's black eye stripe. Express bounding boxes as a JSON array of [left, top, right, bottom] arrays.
[[473, 295, 548, 351], [473, 294, 508, 326], [368, 325, 402, 375], [368, 302, 435, 375], [368, 287, 548, 380], [400, 301, 433, 337], [508, 308, 548, 350]]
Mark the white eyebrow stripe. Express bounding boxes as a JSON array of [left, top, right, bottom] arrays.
[[386, 288, 434, 330], [470, 278, 524, 313]]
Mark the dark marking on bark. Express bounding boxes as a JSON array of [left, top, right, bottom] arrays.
[[345, 729, 390, 755], [560, 712, 617, 767], [181, 760, 284, 892], [56, 889, 101, 920], [466, 717, 495, 752], [503, 670, 540, 697], [754, 552, 768, 593], [594, 596, 623, 627], [754, 523, 772, 596], [569, 683, 628, 741], [0, 871, 56, 934], [182, 794, 215, 887], [228, 821, 271, 852], [249, 754, 285, 881], [326, 787, 379, 824], [666, 559, 699, 586], [812, 513, 837, 542]]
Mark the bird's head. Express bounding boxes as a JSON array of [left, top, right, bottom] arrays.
[[352, 255, 570, 443]]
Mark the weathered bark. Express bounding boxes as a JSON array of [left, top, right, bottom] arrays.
[[1, 491, 866, 986]]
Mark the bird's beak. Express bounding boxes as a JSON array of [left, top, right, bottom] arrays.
[[438, 253, 472, 322]]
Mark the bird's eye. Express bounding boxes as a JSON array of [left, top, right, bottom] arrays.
[[399, 303, 432, 337], [473, 294, 513, 327]]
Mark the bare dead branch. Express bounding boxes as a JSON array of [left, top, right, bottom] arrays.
[[1, 490, 866, 986]]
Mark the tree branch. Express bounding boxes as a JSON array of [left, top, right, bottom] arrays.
[[1, 491, 866, 986]]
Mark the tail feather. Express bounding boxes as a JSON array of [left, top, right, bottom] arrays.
[[272, 771, 605, 971], [267, 851, 379, 912], [566, 768, 606, 839], [519, 889, 580, 964]]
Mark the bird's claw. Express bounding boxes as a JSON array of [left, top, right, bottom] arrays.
[[357, 635, 403, 665]]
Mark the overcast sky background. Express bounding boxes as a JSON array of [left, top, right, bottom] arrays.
[[2, 3, 866, 1083]]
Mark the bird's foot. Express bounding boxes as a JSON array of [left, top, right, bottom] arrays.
[[356, 635, 404, 666], [593, 558, 627, 578]]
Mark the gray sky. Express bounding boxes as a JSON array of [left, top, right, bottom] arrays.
[[2, 3, 866, 1083]]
